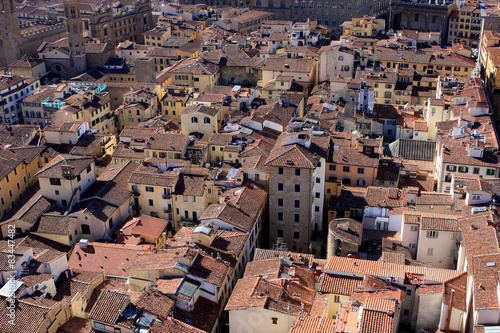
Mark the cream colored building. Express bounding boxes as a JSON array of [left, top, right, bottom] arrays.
[[180, 104, 221, 140]]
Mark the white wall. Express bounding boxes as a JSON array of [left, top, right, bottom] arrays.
[[311, 158, 325, 232], [229, 307, 297, 333], [415, 293, 443, 333], [416, 230, 459, 269]]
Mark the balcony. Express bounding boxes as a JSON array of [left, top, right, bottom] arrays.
[[162, 193, 172, 199], [131, 190, 140, 196], [132, 204, 142, 211]]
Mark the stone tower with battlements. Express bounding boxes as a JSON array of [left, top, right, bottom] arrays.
[[64, 0, 87, 78], [0, 0, 22, 68]]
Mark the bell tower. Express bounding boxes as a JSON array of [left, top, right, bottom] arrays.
[[64, 0, 87, 77], [0, 0, 22, 67]]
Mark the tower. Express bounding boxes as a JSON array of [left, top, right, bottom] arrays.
[[64, 0, 87, 78], [0, 0, 22, 67]]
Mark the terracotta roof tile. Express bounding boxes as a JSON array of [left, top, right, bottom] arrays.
[[88, 289, 129, 324], [318, 273, 362, 295]]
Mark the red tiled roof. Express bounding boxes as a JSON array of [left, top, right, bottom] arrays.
[[290, 315, 336, 333], [318, 273, 362, 296], [68, 242, 146, 277], [88, 289, 129, 324]]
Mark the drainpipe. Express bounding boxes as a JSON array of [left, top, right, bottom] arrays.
[[446, 289, 455, 332]]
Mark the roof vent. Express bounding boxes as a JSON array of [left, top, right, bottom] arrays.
[[79, 239, 89, 249], [486, 262, 496, 267]]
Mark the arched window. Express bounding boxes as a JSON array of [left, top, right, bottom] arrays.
[[338, 56, 343, 61], [191, 116, 198, 123], [301, 1, 306, 7], [204, 117, 211, 124], [309, 1, 314, 7], [384, 91, 392, 98]]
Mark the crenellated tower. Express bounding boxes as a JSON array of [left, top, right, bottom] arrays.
[[0, 0, 22, 67], [64, 0, 87, 77]]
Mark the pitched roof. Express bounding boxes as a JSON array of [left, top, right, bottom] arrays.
[[88, 289, 129, 324], [34, 154, 94, 179], [116, 215, 169, 244], [34, 213, 78, 235], [199, 184, 268, 232], [265, 132, 329, 169], [290, 315, 336, 333], [325, 256, 461, 283], [68, 242, 145, 277], [318, 273, 362, 295]]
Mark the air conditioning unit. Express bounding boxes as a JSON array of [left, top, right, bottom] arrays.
[[471, 207, 487, 214]]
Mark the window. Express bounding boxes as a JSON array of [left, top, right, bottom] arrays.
[[145, 186, 154, 192], [95, 323, 105, 330], [406, 289, 412, 296], [446, 165, 457, 172], [343, 178, 351, 185], [278, 167, 283, 174], [450, 249, 457, 257], [316, 177, 320, 183], [191, 116, 198, 123], [294, 231, 300, 239], [452, 232, 460, 240], [329, 164, 336, 171], [278, 230, 283, 237], [343, 166, 350, 172], [50, 178, 61, 186], [278, 212, 283, 221], [81, 224, 91, 234], [427, 231, 439, 238], [278, 183, 284, 191], [458, 166, 469, 173], [295, 184, 300, 192], [427, 248, 434, 256], [278, 198, 283, 206], [357, 168, 364, 174], [114, 328, 121, 333], [334, 295, 341, 303], [315, 206, 320, 212], [294, 214, 300, 222], [86, 165, 92, 173], [204, 117, 211, 124], [472, 195, 481, 200], [55, 190, 60, 195], [295, 200, 300, 208], [148, 199, 154, 206], [487, 169, 496, 176], [272, 318, 278, 325], [410, 226, 418, 231], [473, 167, 480, 174], [315, 192, 320, 198], [404, 309, 410, 316]]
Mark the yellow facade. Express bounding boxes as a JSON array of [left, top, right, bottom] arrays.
[[0, 151, 42, 219], [160, 86, 192, 122], [342, 16, 385, 37], [455, 5, 481, 47]]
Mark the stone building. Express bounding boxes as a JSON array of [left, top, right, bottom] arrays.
[[48, 0, 154, 45], [63, 0, 87, 78], [265, 129, 329, 255], [187, 0, 372, 38], [327, 218, 363, 258]]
